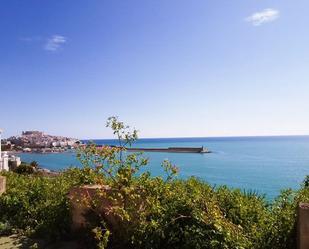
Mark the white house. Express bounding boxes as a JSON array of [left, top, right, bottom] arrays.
[[0, 129, 9, 171]]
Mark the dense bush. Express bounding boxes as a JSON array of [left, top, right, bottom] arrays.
[[0, 167, 102, 240], [128, 177, 251, 249], [13, 162, 35, 174], [0, 117, 308, 249], [1, 170, 307, 248]]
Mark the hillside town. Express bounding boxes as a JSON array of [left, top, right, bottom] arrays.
[[5, 131, 81, 153], [1, 130, 80, 171]]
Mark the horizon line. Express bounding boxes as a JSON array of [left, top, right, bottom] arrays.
[[82, 134, 309, 141]]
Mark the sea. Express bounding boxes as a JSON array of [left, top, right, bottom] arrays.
[[19, 136, 309, 200]]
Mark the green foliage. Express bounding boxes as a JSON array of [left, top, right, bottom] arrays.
[[13, 162, 35, 175], [0, 221, 13, 236], [92, 225, 110, 249], [0, 172, 68, 239], [129, 177, 250, 249], [303, 175, 309, 188], [0, 116, 308, 249], [0, 168, 99, 240], [257, 189, 297, 249]]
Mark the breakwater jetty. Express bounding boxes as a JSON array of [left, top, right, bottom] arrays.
[[95, 145, 211, 154], [126, 146, 210, 154]]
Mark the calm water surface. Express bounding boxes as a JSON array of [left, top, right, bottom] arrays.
[[19, 136, 309, 199]]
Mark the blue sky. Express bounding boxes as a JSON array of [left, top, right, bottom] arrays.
[[1, 0, 309, 139]]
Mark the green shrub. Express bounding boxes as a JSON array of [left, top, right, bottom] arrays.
[[303, 175, 309, 188], [0, 221, 13, 236], [0, 167, 100, 241], [0, 116, 308, 249], [1, 169, 308, 248], [130, 177, 251, 249], [14, 162, 35, 175], [0, 172, 69, 239]]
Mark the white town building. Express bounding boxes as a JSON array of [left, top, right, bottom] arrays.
[[0, 129, 9, 171], [0, 129, 21, 171]]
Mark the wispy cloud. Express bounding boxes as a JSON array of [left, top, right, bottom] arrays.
[[44, 35, 67, 51], [20, 34, 67, 52], [245, 8, 280, 26]]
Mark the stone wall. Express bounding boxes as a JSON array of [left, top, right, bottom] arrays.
[[68, 185, 120, 232]]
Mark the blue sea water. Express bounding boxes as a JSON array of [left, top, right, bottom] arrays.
[[19, 136, 309, 199]]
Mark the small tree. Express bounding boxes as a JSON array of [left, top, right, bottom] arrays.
[[76, 116, 179, 248]]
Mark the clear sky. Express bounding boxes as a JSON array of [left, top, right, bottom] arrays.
[[1, 0, 309, 139]]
